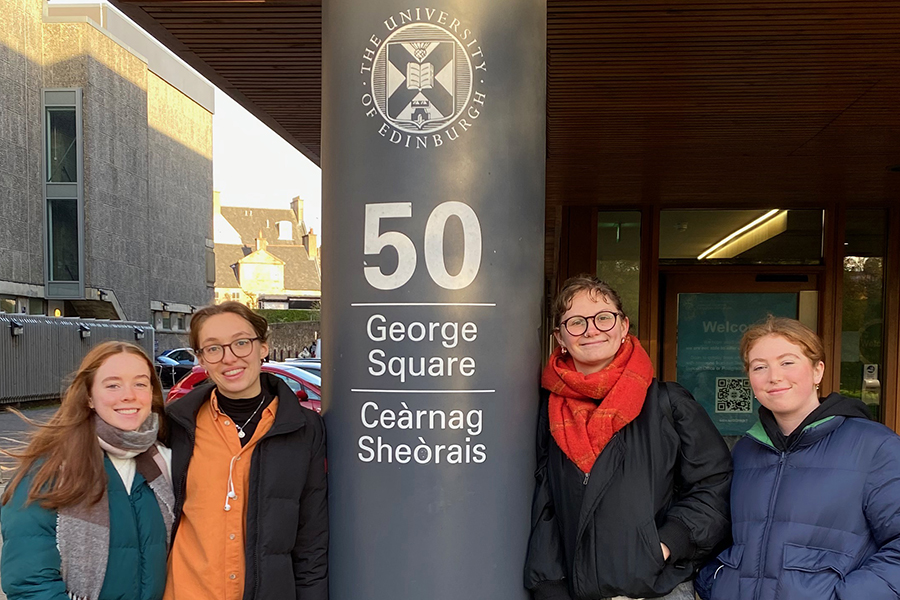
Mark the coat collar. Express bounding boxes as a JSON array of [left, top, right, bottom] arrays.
[[746, 415, 843, 451], [166, 372, 308, 437]]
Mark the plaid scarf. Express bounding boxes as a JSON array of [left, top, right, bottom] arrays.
[[57, 413, 174, 600], [541, 334, 653, 474]]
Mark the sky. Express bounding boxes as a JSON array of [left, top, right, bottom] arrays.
[[213, 90, 323, 238]]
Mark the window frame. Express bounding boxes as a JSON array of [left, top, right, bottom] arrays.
[[42, 88, 84, 299]]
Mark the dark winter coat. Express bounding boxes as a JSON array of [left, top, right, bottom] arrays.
[[1, 456, 168, 600], [524, 380, 733, 600], [695, 394, 900, 600], [166, 373, 328, 600]]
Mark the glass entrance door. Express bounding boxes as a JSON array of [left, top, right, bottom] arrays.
[[662, 274, 818, 437]]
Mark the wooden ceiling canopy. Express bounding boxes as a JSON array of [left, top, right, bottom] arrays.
[[111, 0, 324, 163], [112, 0, 900, 247], [545, 1, 900, 208]]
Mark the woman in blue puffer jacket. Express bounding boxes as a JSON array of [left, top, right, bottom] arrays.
[[696, 316, 900, 600]]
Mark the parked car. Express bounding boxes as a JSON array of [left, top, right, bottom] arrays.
[[154, 355, 194, 389], [157, 347, 197, 366], [166, 362, 321, 412], [282, 358, 321, 378], [267, 362, 321, 391]]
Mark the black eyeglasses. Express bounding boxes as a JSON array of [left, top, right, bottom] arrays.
[[558, 311, 621, 336], [196, 337, 260, 364]]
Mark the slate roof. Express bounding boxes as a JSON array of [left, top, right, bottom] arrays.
[[214, 243, 248, 288], [220, 206, 306, 246], [216, 206, 319, 293], [266, 245, 320, 291], [214, 243, 319, 292]]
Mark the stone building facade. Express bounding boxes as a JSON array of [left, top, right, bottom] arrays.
[[214, 194, 321, 309], [0, 0, 214, 352]]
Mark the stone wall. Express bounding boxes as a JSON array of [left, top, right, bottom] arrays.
[[147, 71, 213, 313], [267, 320, 321, 360], [0, 0, 45, 288], [155, 330, 190, 355], [0, 0, 212, 324], [42, 21, 153, 321]]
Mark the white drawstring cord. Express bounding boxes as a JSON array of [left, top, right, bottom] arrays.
[[224, 455, 238, 511]]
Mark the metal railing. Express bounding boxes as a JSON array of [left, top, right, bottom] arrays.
[[0, 314, 154, 404]]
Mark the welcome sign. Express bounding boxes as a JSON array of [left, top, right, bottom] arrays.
[[676, 292, 798, 436]]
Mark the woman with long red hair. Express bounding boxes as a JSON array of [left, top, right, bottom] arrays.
[[1, 341, 173, 600], [524, 275, 732, 600]]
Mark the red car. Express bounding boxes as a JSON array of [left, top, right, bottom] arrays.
[[166, 363, 322, 412]]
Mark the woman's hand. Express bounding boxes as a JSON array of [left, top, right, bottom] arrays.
[[660, 543, 671, 562]]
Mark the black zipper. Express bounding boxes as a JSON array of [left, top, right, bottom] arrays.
[[572, 432, 619, 598]]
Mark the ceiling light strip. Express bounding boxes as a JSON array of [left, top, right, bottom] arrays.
[[697, 209, 782, 260]]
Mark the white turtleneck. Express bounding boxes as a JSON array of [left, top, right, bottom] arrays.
[[106, 443, 172, 494]]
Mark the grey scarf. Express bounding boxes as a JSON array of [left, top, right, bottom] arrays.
[[57, 413, 174, 600]]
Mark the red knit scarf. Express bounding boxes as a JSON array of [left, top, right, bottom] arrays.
[[541, 334, 653, 474]]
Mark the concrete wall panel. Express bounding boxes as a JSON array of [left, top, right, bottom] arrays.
[[147, 71, 213, 311]]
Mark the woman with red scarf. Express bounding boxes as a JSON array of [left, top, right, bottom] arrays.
[[524, 276, 732, 600]]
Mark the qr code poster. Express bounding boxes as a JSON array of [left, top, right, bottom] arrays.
[[715, 377, 753, 413]]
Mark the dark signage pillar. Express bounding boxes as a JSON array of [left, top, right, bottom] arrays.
[[322, 2, 546, 598]]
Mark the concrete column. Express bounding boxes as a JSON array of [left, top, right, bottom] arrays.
[[322, 2, 546, 598]]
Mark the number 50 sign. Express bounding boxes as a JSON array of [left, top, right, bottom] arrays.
[[364, 202, 483, 291]]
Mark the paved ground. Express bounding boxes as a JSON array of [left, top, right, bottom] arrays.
[[0, 402, 61, 479]]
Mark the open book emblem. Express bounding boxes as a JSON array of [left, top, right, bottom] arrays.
[[371, 23, 473, 134]]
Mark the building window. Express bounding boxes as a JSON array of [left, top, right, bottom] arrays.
[[28, 298, 45, 315], [43, 89, 84, 298], [154, 310, 189, 333], [46, 107, 78, 182], [841, 209, 887, 421], [0, 297, 15, 314], [597, 211, 641, 334], [277, 220, 293, 240], [659, 209, 824, 265], [47, 198, 79, 282]]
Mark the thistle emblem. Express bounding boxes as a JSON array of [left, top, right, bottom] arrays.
[[410, 42, 430, 61]]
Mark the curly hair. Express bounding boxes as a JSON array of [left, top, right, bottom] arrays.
[[552, 274, 626, 328]]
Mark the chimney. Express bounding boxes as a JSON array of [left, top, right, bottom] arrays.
[[303, 228, 317, 260], [213, 190, 221, 215], [256, 229, 267, 252], [291, 197, 304, 227]]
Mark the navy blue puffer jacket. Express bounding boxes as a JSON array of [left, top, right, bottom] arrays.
[[696, 409, 900, 600]]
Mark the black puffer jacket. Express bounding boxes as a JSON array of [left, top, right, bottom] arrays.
[[524, 380, 732, 600], [167, 373, 328, 600]]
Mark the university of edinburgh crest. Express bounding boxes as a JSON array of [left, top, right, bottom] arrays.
[[360, 8, 487, 149]]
